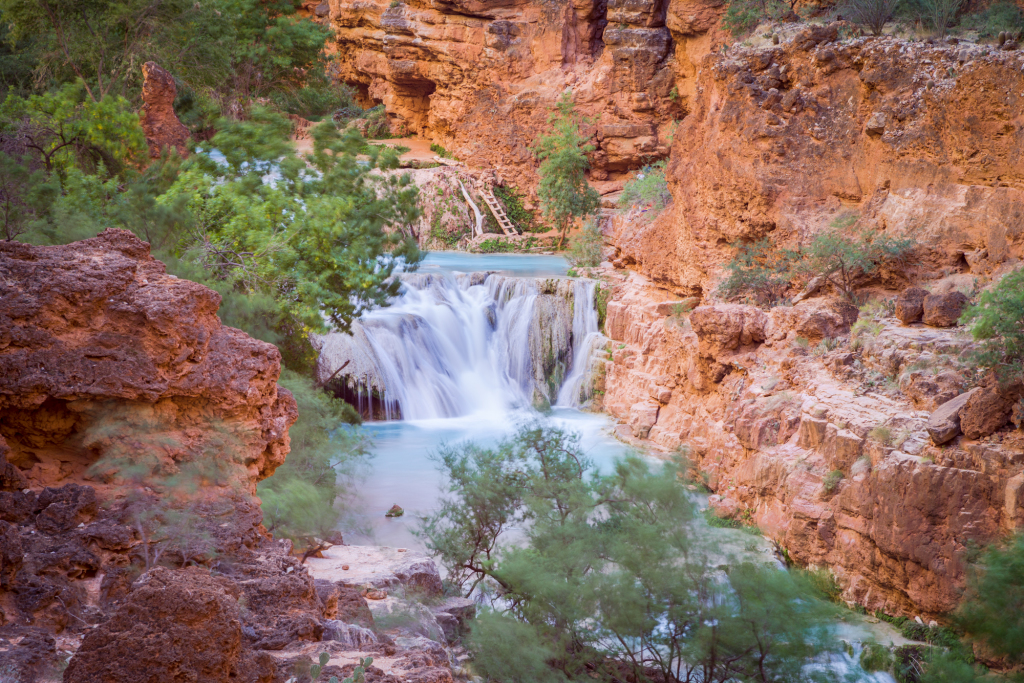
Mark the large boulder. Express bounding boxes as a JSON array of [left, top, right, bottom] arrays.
[[895, 287, 929, 324], [926, 389, 978, 445], [0, 230, 297, 494], [923, 291, 969, 327], [960, 387, 1014, 440], [64, 566, 274, 683]]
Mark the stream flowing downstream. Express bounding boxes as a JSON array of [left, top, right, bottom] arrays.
[[331, 252, 906, 680]]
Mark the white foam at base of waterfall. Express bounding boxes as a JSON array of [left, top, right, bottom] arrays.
[[316, 272, 599, 421]]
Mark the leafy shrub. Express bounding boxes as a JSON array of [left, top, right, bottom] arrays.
[[478, 237, 517, 253], [429, 142, 455, 159], [840, 0, 900, 34], [718, 238, 793, 307], [535, 91, 599, 248], [565, 217, 603, 269], [805, 567, 843, 602], [962, 267, 1024, 387], [791, 230, 915, 301], [493, 185, 535, 232], [271, 81, 358, 119], [960, 0, 1024, 38], [823, 469, 844, 493], [850, 318, 884, 350], [617, 160, 672, 216], [812, 337, 841, 357], [595, 284, 611, 329], [904, 0, 966, 35], [362, 105, 392, 139], [723, 0, 790, 36], [956, 532, 1024, 664], [860, 642, 894, 672], [869, 424, 893, 445]]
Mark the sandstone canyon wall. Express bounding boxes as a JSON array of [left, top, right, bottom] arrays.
[[324, 0, 726, 186], [322, 0, 1024, 621]]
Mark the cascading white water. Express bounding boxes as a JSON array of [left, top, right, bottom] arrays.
[[315, 272, 596, 421], [555, 280, 605, 408]]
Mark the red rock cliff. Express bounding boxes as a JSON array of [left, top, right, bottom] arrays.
[[0, 229, 297, 496]]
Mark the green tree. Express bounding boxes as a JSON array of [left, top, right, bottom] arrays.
[[955, 532, 1024, 665], [718, 237, 794, 307], [0, 0, 334, 108], [962, 267, 1024, 387], [0, 81, 146, 176], [257, 370, 370, 553], [0, 151, 59, 240], [168, 108, 422, 342], [536, 91, 599, 249], [422, 424, 843, 683], [565, 217, 603, 270], [791, 229, 914, 301]]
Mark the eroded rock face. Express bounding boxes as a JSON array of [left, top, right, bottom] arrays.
[[613, 28, 1024, 295], [598, 269, 1024, 618], [0, 229, 297, 494], [140, 62, 190, 158], [326, 0, 712, 186]]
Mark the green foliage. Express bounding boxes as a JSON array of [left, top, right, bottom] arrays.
[[912, 0, 967, 35], [477, 237, 517, 253], [723, 0, 789, 36], [535, 91, 599, 248], [792, 230, 915, 301], [823, 469, 844, 493], [956, 532, 1024, 664], [311, 652, 372, 683], [617, 160, 671, 216], [493, 184, 534, 232], [0, 81, 147, 177], [430, 142, 455, 159], [362, 105, 392, 139], [170, 109, 421, 338], [0, 0, 332, 110], [718, 238, 793, 307], [804, 566, 843, 603], [467, 611, 563, 683], [422, 424, 844, 682], [919, 649, 984, 683], [257, 370, 368, 551], [595, 284, 610, 329], [860, 642, 894, 672], [0, 151, 59, 240], [272, 81, 359, 120], [564, 217, 603, 269], [962, 267, 1024, 386], [960, 1, 1024, 38]]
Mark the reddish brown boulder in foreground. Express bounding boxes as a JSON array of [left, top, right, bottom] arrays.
[[64, 566, 273, 683], [0, 229, 297, 493], [140, 61, 190, 158]]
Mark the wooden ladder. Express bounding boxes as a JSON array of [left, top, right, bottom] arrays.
[[479, 186, 518, 236]]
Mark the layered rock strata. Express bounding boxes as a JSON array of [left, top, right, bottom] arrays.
[[325, 0, 716, 186], [597, 269, 1024, 618], [614, 25, 1024, 296]]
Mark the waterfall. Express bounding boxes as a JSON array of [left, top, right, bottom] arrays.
[[314, 272, 595, 420], [555, 280, 605, 408]]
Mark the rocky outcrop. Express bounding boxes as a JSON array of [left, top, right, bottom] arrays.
[[140, 62, 190, 158], [613, 27, 1024, 296], [0, 231, 461, 682], [0, 229, 297, 495], [598, 269, 1024, 619], [326, 0, 712, 188]]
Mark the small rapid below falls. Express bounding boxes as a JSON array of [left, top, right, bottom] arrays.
[[313, 268, 602, 420]]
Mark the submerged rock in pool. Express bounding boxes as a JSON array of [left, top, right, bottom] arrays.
[[385, 504, 404, 518]]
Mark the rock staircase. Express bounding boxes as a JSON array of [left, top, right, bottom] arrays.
[[479, 186, 519, 236]]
